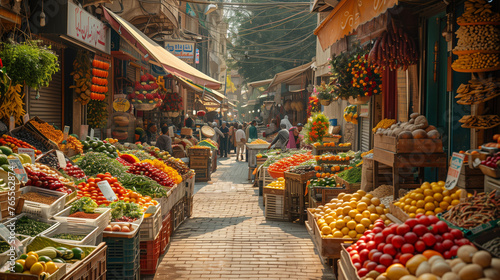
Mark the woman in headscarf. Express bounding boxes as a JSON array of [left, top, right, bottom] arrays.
[[280, 115, 292, 130], [287, 127, 299, 149]]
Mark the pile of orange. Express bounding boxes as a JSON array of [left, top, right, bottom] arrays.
[[317, 154, 351, 162]]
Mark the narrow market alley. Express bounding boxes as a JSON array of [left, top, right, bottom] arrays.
[[153, 155, 335, 280]]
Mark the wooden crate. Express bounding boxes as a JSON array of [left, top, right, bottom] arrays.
[[458, 166, 484, 190], [265, 194, 286, 221], [485, 175, 500, 193], [374, 134, 443, 153], [334, 176, 361, 193], [172, 199, 185, 230], [259, 166, 274, 186], [306, 209, 357, 259], [60, 243, 107, 280], [190, 156, 209, 169], [263, 187, 285, 196], [340, 245, 361, 280], [194, 168, 210, 182], [184, 195, 193, 218], [285, 172, 315, 223], [312, 146, 351, 155], [187, 148, 211, 157], [390, 202, 409, 222]]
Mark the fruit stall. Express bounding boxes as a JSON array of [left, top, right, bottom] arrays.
[[0, 116, 195, 280]]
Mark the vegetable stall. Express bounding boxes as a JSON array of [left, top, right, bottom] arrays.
[[0, 116, 195, 280]]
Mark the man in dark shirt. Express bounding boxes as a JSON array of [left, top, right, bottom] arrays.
[[185, 115, 194, 128], [219, 121, 229, 158], [249, 120, 258, 140], [156, 126, 172, 154]]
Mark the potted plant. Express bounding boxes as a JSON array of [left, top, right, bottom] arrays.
[[314, 79, 336, 106]]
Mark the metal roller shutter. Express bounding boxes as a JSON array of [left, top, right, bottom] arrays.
[[360, 117, 371, 152], [28, 49, 62, 129], [127, 64, 137, 82]]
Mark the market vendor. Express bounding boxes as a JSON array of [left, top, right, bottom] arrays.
[[248, 120, 258, 140], [146, 123, 158, 144], [268, 124, 289, 150], [156, 126, 173, 154], [286, 127, 300, 149]]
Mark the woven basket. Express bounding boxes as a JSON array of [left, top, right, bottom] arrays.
[[181, 128, 193, 136], [320, 99, 332, 106], [201, 126, 215, 138]]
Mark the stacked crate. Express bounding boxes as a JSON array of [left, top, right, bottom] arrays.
[[188, 148, 211, 182]]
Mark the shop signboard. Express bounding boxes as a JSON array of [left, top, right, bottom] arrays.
[[67, 1, 110, 53], [165, 40, 195, 63]]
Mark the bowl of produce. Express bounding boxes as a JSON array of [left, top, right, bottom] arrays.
[[267, 169, 285, 179]]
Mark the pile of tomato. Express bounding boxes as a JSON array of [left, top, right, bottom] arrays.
[[76, 172, 158, 211], [0, 134, 41, 155], [268, 152, 314, 173]]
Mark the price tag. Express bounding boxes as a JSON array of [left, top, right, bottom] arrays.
[[90, 128, 95, 140], [7, 158, 28, 183], [17, 148, 35, 164], [9, 116, 14, 131], [445, 152, 465, 190], [56, 150, 67, 168], [23, 114, 30, 124], [80, 125, 89, 141], [473, 158, 482, 168], [97, 180, 117, 201], [145, 205, 157, 214], [63, 126, 70, 141]]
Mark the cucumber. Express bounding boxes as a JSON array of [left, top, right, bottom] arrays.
[[52, 258, 66, 263], [35, 248, 58, 259]]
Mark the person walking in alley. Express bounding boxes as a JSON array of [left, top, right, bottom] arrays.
[[210, 122, 224, 155], [235, 124, 246, 161], [220, 121, 229, 157], [268, 124, 289, 150]]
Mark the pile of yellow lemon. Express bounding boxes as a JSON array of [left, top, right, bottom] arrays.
[[394, 181, 465, 218], [13, 251, 59, 277], [265, 177, 285, 189], [311, 190, 391, 239]]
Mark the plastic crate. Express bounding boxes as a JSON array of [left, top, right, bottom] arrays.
[[52, 207, 111, 233], [139, 205, 162, 241], [21, 186, 67, 219], [0, 234, 31, 267], [4, 213, 60, 238], [107, 252, 140, 280], [139, 232, 161, 274], [42, 222, 99, 246], [160, 212, 172, 255], [103, 230, 140, 263]]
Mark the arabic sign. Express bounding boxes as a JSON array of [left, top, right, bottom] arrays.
[[67, 1, 110, 53], [445, 152, 465, 190], [165, 40, 195, 63]]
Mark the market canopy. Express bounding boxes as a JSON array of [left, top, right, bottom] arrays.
[[248, 79, 273, 89], [268, 62, 313, 89], [314, 0, 398, 51], [102, 7, 222, 89], [176, 76, 226, 104]]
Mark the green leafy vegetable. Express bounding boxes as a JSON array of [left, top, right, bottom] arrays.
[[71, 197, 98, 214], [337, 166, 362, 184], [74, 152, 127, 176], [108, 200, 143, 221], [117, 173, 168, 198]]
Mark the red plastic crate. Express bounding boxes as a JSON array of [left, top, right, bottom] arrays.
[[160, 213, 172, 255], [139, 232, 161, 274]]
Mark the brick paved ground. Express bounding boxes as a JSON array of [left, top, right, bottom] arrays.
[[153, 155, 335, 280]]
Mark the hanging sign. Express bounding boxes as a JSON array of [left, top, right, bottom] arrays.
[[113, 98, 131, 112], [67, 1, 110, 53], [195, 49, 200, 64], [165, 40, 195, 63], [445, 152, 465, 190]]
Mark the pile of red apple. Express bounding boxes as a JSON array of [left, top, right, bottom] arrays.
[[347, 214, 472, 278], [480, 152, 500, 169]]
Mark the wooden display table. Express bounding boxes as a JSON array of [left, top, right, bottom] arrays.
[[373, 147, 447, 200], [312, 145, 351, 155]]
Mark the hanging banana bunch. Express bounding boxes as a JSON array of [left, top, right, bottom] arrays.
[[87, 99, 108, 128], [0, 82, 26, 125], [71, 50, 92, 105]]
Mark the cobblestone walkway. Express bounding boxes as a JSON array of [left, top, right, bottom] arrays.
[[154, 155, 335, 280]]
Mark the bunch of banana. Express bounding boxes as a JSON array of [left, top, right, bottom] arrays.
[[0, 83, 25, 125], [70, 50, 92, 105], [457, 0, 500, 23], [87, 99, 108, 128], [455, 77, 500, 104], [459, 115, 500, 129], [452, 52, 500, 70]]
